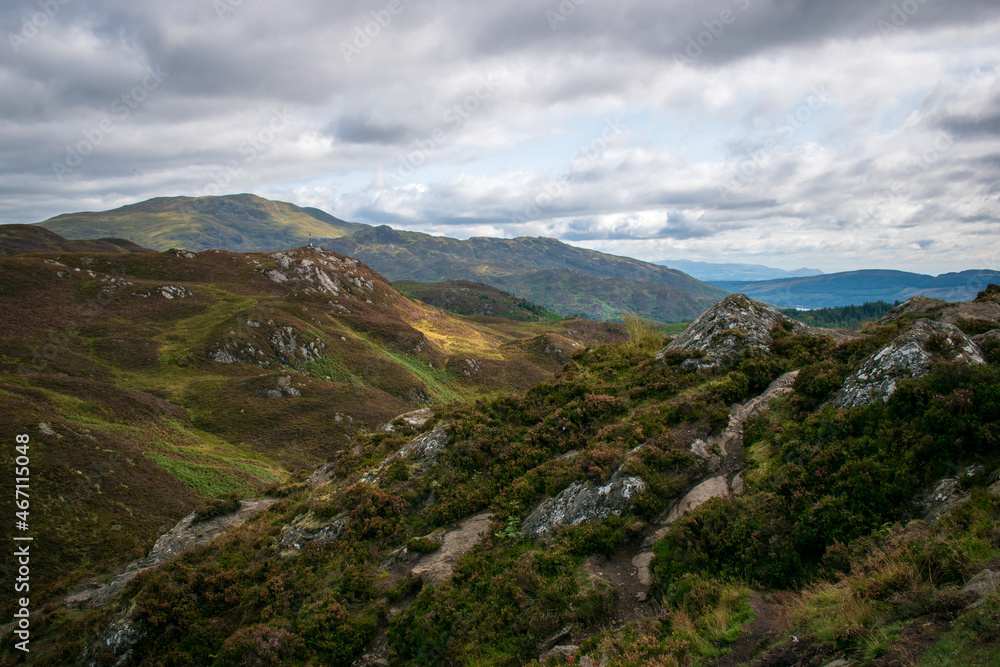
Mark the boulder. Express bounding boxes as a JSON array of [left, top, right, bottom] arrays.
[[834, 319, 984, 408], [664, 475, 729, 525], [656, 294, 807, 365], [520, 470, 646, 538]]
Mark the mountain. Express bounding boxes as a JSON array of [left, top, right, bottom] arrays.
[[34, 194, 370, 253], [393, 280, 562, 322], [19, 288, 1000, 665], [712, 268, 1000, 308], [0, 243, 628, 623], [0, 223, 155, 255], [657, 258, 823, 282], [323, 225, 728, 322]]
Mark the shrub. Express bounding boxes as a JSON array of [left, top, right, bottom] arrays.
[[214, 624, 303, 667], [192, 498, 241, 524], [406, 536, 442, 554]]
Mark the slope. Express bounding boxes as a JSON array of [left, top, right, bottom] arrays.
[[0, 223, 154, 256], [393, 280, 562, 322], [713, 268, 1000, 308], [0, 245, 626, 621], [324, 225, 727, 322], [21, 291, 1000, 667], [35, 194, 370, 253]]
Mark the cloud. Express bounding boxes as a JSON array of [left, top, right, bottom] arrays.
[[0, 0, 998, 274]]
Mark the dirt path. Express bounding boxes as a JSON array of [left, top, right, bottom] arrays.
[[711, 593, 782, 666]]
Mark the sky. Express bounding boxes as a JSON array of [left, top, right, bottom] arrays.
[[1, 0, 1000, 275]]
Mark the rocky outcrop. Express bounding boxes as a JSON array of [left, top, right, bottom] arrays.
[[65, 499, 277, 608], [520, 470, 646, 538], [361, 423, 451, 484], [261, 247, 377, 298], [279, 512, 350, 552], [877, 293, 1000, 329], [383, 408, 434, 431], [834, 319, 984, 408], [657, 294, 807, 365]]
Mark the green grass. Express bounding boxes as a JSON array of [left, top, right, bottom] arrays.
[[148, 453, 256, 497]]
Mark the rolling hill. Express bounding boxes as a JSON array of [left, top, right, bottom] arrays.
[[393, 280, 562, 322], [0, 242, 627, 621], [0, 223, 155, 255], [713, 269, 1000, 308], [323, 225, 728, 322], [31, 195, 726, 322], [35, 193, 370, 253]]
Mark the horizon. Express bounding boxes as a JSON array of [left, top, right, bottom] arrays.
[[2, 1, 999, 275], [12, 192, 998, 278]]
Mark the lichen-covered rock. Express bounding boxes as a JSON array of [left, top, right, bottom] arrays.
[[279, 513, 350, 552], [656, 294, 806, 364], [361, 424, 451, 484], [876, 296, 948, 325], [520, 470, 646, 538], [79, 605, 145, 667], [834, 319, 984, 408]]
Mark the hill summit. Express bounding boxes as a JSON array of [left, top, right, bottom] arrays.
[[34, 194, 369, 253]]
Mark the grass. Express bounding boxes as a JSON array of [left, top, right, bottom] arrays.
[[624, 313, 666, 355]]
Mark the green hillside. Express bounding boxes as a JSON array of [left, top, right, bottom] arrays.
[[0, 242, 626, 621], [324, 226, 727, 322], [394, 280, 562, 322], [35, 194, 370, 253], [13, 288, 1000, 666]]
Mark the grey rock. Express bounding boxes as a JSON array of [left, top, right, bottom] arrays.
[[665, 475, 729, 525], [962, 569, 999, 608], [657, 294, 808, 364], [410, 512, 493, 585], [731, 472, 744, 494], [520, 470, 646, 538], [834, 319, 984, 408], [279, 513, 350, 551], [973, 329, 1000, 349], [361, 424, 451, 484]]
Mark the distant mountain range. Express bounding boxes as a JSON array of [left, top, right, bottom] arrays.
[[713, 269, 1000, 308], [657, 259, 824, 282], [23, 195, 728, 322], [36, 193, 367, 253]]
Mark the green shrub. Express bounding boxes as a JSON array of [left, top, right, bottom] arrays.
[[192, 498, 241, 524], [406, 536, 442, 554]]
